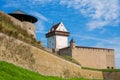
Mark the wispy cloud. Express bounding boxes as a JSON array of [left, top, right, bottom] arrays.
[[72, 34, 120, 45], [29, 11, 49, 34], [3, 0, 21, 8], [2, 0, 50, 41], [29, 11, 48, 22], [30, 0, 53, 4], [60, 0, 120, 30], [35, 21, 45, 32], [3, 0, 55, 8]]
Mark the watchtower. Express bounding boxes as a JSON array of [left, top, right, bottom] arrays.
[[46, 22, 70, 51], [9, 10, 38, 38], [70, 38, 76, 49]]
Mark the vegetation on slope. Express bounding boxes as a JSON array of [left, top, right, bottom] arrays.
[[0, 61, 90, 80], [0, 11, 81, 67], [60, 55, 80, 65], [0, 11, 42, 48], [82, 67, 120, 72]]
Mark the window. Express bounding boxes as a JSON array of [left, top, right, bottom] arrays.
[[107, 66, 110, 69], [111, 67, 114, 69]]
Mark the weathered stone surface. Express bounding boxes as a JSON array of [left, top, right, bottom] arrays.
[[0, 11, 36, 38], [0, 33, 103, 79]]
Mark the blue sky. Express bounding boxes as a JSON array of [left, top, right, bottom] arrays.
[[0, 0, 120, 68]]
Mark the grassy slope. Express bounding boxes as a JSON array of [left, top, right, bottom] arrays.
[[0, 61, 89, 80], [82, 67, 120, 72]]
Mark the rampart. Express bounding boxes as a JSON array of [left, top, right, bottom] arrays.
[[59, 46, 115, 69], [0, 33, 103, 79]]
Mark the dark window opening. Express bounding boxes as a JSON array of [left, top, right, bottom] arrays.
[[107, 66, 110, 69], [111, 67, 114, 69]]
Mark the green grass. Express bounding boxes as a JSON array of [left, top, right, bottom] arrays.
[[82, 67, 120, 72], [60, 55, 80, 65], [101, 69, 120, 72], [0, 61, 90, 80]]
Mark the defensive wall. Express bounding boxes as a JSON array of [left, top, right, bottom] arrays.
[[59, 46, 115, 69]]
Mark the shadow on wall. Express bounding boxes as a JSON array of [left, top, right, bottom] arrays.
[[103, 72, 120, 80]]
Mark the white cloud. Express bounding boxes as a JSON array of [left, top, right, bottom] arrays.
[[29, 11, 48, 22], [3, 1, 21, 8], [30, 0, 53, 4], [35, 21, 45, 32], [3, 0, 54, 8], [72, 34, 120, 45], [60, 0, 120, 30], [28, 11, 49, 34], [2, 0, 49, 38]]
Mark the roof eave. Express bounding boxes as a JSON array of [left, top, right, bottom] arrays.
[[46, 31, 70, 38]]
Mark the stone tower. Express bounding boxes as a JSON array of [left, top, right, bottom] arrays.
[[8, 10, 38, 38], [70, 38, 76, 49], [46, 22, 70, 51]]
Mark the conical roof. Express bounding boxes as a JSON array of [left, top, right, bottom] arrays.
[[70, 38, 75, 43], [11, 10, 26, 14], [9, 10, 38, 23]]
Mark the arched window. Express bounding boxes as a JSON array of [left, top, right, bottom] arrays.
[[107, 66, 110, 69]]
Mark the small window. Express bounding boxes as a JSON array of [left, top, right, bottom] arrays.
[[107, 66, 110, 69], [111, 67, 114, 69]]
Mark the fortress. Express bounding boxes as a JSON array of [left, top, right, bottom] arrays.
[[1, 10, 115, 69], [3, 10, 115, 69], [46, 22, 115, 69], [0, 10, 119, 79]]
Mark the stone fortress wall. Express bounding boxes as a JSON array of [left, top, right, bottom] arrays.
[[59, 45, 115, 69], [22, 21, 35, 37], [0, 11, 35, 37], [0, 33, 103, 79], [0, 11, 120, 80], [72, 47, 115, 69], [1, 33, 119, 80]]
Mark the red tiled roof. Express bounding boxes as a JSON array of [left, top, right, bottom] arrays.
[[50, 22, 61, 32], [46, 22, 70, 37]]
